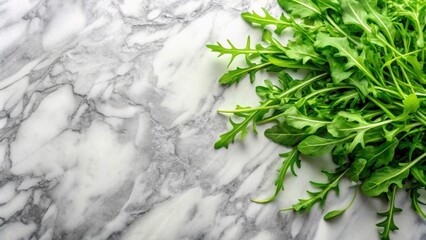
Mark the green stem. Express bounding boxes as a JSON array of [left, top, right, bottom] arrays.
[[365, 95, 396, 119], [325, 15, 360, 45], [257, 112, 285, 125], [277, 73, 328, 99], [217, 105, 280, 114]]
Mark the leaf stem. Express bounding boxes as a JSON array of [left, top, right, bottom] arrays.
[[365, 95, 396, 119], [217, 105, 280, 114]]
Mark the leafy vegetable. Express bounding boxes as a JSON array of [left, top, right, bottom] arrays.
[[376, 186, 402, 240], [208, 0, 426, 239], [324, 185, 358, 220]]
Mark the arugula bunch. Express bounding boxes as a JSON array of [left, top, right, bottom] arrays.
[[208, 0, 426, 239]]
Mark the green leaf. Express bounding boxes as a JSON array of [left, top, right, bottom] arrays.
[[298, 135, 348, 156], [325, 54, 354, 83], [315, 0, 340, 12], [340, 0, 371, 32], [315, 33, 360, 70], [402, 93, 420, 115], [278, 0, 321, 18], [347, 158, 367, 182], [242, 8, 291, 34], [411, 187, 426, 218], [361, 164, 410, 197], [266, 55, 322, 70], [284, 106, 329, 134], [411, 166, 426, 187], [207, 37, 256, 66], [327, 112, 376, 151], [252, 149, 300, 203], [356, 140, 399, 169], [315, 33, 378, 84], [290, 170, 347, 211], [324, 185, 358, 221], [376, 186, 401, 240], [265, 122, 309, 146], [327, 115, 363, 138], [284, 41, 326, 64], [219, 62, 271, 85], [215, 101, 275, 149], [361, 0, 395, 41], [324, 209, 345, 220], [209, 3, 426, 239]]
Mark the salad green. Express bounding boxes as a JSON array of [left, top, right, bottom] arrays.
[[208, 0, 426, 239]]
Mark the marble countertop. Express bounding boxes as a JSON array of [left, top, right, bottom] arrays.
[[0, 0, 424, 239]]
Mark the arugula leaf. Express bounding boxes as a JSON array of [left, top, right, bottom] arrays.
[[410, 186, 426, 218], [298, 135, 349, 156], [376, 186, 402, 240], [242, 8, 291, 34], [361, 0, 395, 41], [284, 106, 329, 134], [264, 122, 309, 146], [347, 158, 367, 182], [340, 0, 371, 32], [315, 33, 380, 86], [411, 166, 426, 187], [361, 152, 426, 196], [356, 141, 399, 169], [361, 165, 409, 197], [402, 93, 420, 115], [315, 0, 340, 13], [289, 170, 347, 211], [324, 185, 358, 220], [278, 0, 321, 18], [285, 41, 326, 64], [252, 149, 300, 203], [219, 62, 272, 85], [214, 100, 275, 149]]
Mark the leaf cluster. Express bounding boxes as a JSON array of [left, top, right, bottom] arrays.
[[208, 0, 426, 239]]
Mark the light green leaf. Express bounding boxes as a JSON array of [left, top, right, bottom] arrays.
[[284, 106, 329, 134], [242, 8, 291, 34], [278, 0, 321, 18], [316, 0, 340, 12], [403, 93, 420, 115], [361, 0, 395, 40], [340, 0, 371, 32], [285, 41, 326, 64], [219, 62, 271, 85]]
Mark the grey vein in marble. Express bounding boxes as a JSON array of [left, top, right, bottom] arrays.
[[0, 0, 425, 239]]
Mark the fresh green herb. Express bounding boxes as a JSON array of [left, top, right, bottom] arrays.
[[208, 0, 426, 239]]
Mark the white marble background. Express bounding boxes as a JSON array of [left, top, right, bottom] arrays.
[[0, 0, 425, 239]]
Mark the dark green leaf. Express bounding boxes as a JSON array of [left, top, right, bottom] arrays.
[[265, 122, 309, 146], [411, 167, 426, 187], [356, 140, 399, 169], [347, 158, 367, 182]]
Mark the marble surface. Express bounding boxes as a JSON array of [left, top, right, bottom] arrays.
[[0, 0, 425, 239]]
